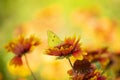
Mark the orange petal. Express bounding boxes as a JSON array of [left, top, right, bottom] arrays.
[[73, 51, 84, 60]]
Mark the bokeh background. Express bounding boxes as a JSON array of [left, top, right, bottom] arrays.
[[0, 0, 120, 80]]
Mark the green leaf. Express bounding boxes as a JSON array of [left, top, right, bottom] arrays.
[[94, 62, 102, 70], [56, 56, 65, 59]]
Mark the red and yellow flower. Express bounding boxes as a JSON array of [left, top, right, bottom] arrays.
[[46, 37, 87, 60], [5, 35, 40, 67], [85, 47, 112, 68], [67, 59, 106, 80]]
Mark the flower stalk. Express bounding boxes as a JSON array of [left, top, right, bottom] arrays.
[[67, 57, 73, 69], [24, 54, 37, 80]]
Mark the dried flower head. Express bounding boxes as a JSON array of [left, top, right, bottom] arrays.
[[67, 59, 106, 80], [5, 35, 40, 67], [73, 59, 92, 74]]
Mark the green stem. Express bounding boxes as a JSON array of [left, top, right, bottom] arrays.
[[67, 57, 73, 69], [24, 54, 37, 80]]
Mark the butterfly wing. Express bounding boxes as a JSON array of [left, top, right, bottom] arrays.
[[47, 31, 62, 47]]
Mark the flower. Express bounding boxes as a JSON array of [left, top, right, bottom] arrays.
[[46, 36, 87, 60], [5, 35, 40, 67], [67, 59, 106, 80], [85, 47, 111, 68], [73, 59, 93, 74]]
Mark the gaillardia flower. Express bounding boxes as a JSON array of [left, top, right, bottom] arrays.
[[5, 35, 40, 67], [85, 47, 111, 68], [46, 36, 87, 60], [67, 59, 106, 80]]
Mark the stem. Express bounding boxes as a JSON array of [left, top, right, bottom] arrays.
[[101, 67, 108, 75], [24, 54, 37, 80], [67, 57, 73, 69]]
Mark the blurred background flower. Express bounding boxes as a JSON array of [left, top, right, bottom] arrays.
[[1, 0, 120, 80]]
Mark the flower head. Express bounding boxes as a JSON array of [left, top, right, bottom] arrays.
[[46, 36, 87, 60], [85, 47, 111, 68], [73, 59, 93, 74], [67, 59, 106, 80], [5, 35, 40, 66]]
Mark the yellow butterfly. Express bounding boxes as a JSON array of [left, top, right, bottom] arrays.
[[47, 30, 62, 47]]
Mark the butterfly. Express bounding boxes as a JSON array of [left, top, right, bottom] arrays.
[[47, 30, 62, 47]]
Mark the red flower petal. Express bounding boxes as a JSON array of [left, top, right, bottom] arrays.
[[10, 56, 23, 67]]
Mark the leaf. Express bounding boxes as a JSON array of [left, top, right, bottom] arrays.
[[94, 62, 102, 70], [56, 56, 65, 59], [47, 30, 62, 47]]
